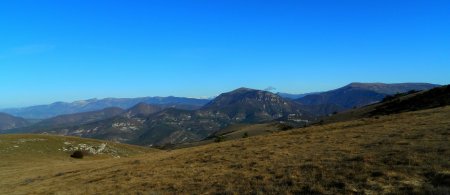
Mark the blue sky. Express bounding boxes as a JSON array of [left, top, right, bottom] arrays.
[[0, 0, 449, 108]]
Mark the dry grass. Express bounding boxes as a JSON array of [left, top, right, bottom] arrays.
[[1, 106, 450, 194]]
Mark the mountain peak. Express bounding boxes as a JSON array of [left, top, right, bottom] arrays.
[[347, 82, 382, 87], [232, 87, 258, 92], [209, 88, 277, 105], [125, 103, 164, 117], [201, 88, 308, 122]]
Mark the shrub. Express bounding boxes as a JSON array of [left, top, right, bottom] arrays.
[[243, 132, 249, 138], [70, 150, 84, 159], [371, 171, 384, 177], [277, 124, 294, 131]]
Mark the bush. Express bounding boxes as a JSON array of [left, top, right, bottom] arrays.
[[371, 171, 384, 177], [243, 132, 249, 138], [277, 124, 294, 131], [70, 150, 84, 159]]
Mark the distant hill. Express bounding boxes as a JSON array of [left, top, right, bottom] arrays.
[[296, 83, 439, 113], [29, 107, 125, 129], [122, 103, 164, 118], [322, 84, 450, 124], [0, 96, 210, 119], [6, 102, 176, 133], [0, 113, 30, 131], [35, 88, 313, 146]]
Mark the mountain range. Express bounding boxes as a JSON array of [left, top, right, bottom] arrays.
[[11, 107, 126, 132], [28, 88, 312, 146], [0, 96, 210, 119], [0, 82, 441, 146]]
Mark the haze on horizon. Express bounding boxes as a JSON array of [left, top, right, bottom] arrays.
[[1, 0, 449, 108]]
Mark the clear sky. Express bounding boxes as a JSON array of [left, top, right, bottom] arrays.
[[0, 0, 449, 108]]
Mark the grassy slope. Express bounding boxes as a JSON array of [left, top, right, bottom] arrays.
[[1, 106, 450, 194], [0, 134, 151, 162], [0, 134, 154, 194]]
